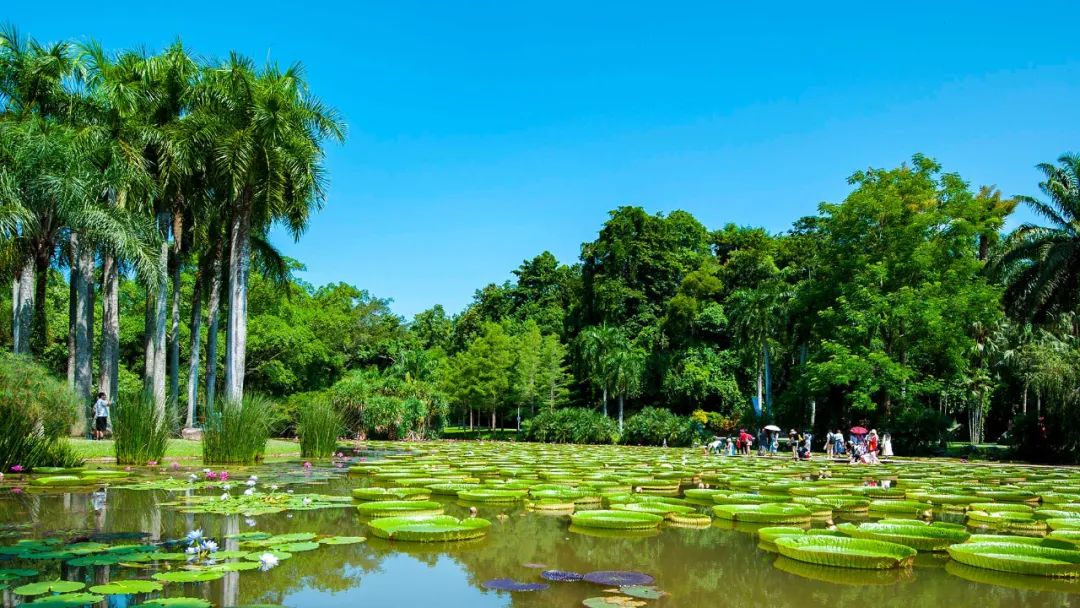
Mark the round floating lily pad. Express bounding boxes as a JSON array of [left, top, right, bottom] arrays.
[[208, 561, 261, 572], [0, 568, 38, 581], [620, 585, 665, 599], [134, 598, 213, 608], [89, 579, 164, 595], [225, 532, 271, 541], [775, 536, 917, 569], [273, 541, 320, 552], [356, 500, 444, 518], [571, 510, 663, 530], [151, 570, 226, 583], [583, 571, 655, 586], [246, 532, 315, 546], [541, 570, 583, 582], [29, 592, 105, 607], [319, 536, 366, 545], [242, 550, 293, 562], [482, 578, 550, 592], [582, 597, 647, 608], [13, 580, 86, 596], [367, 515, 491, 542]]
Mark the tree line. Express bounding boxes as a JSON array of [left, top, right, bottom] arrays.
[[4, 28, 1080, 458]]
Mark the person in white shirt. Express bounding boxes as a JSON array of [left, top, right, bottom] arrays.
[[92, 392, 111, 440]]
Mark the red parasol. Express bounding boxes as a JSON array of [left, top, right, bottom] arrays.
[[850, 426, 868, 435]]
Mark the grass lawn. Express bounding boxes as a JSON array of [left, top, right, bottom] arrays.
[[441, 426, 520, 441], [70, 438, 301, 462]]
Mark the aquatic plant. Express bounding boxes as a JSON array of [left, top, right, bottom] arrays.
[[297, 400, 343, 459], [366, 515, 492, 542], [112, 390, 170, 465], [570, 510, 664, 530], [775, 536, 917, 569], [0, 354, 81, 471], [837, 521, 970, 551], [202, 395, 280, 465], [947, 542, 1080, 577]]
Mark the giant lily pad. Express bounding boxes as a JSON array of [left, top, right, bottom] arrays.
[[151, 570, 226, 583], [947, 541, 1080, 577], [571, 510, 663, 530], [775, 536, 917, 569], [367, 515, 491, 542], [582, 571, 655, 586], [89, 580, 164, 594], [134, 598, 213, 608], [13, 580, 86, 596], [29, 592, 105, 607], [482, 578, 549, 591]]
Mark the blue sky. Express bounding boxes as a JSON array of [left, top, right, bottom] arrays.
[[8, 1, 1080, 317]]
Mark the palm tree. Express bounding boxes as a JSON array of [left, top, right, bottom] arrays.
[[193, 55, 343, 402], [990, 154, 1080, 324], [729, 282, 788, 419], [577, 324, 620, 416], [607, 344, 646, 432]]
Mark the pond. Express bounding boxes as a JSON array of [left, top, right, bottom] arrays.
[[0, 442, 1076, 608]]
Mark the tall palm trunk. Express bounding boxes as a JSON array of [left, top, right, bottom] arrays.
[[74, 239, 95, 412], [67, 260, 77, 387], [145, 211, 170, 413], [168, 213, 184, 409], [618, 394, 625, 432], [12, 261, 34, 354], [31, 248, 50, 357], [98, 254, 119, 401], [185, 274, 203, 428], [224, 199, 251, 403], [602, 388, 608, 417], [204, 254, 223, 417]]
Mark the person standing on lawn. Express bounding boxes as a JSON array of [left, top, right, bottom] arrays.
[[92, 392, 111, 440]]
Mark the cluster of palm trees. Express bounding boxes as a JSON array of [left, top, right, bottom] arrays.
[[577, 325, 646, 431], [0, 27, 344, 426]]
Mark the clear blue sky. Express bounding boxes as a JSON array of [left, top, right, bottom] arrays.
[[8, 1, 1080, 317]]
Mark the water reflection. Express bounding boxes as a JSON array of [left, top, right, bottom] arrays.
[[0, 463, 1074, 608]]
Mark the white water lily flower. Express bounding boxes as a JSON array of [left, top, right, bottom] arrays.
[[269, 485, 279, 491], [245, 518, 257, 527], [243, 488, 254, 496], [220, 492, 231, 501], [185, 546, 198, 555], [201, 540, 218, 552], [258, 552, 279, 571], [221, 484, 232, 491], [302, 497, 312, 506], [249, 475, 258, 481], [186, 529, 204, 542], [188, 473, 198, 482], [246, 479, 257, 487], [202, 468, 211, 474]]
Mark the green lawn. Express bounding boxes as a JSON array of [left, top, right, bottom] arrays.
[[441, 426, 520, 441], [71, 438, 302, 462]]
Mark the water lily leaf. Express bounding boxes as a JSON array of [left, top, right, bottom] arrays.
[[582, 597, 646, 608], [151, 570, 225, 583], [68, 552, 152, 566], [134, 598, 213, 608], [0, 568, 38, 581], [210, 550, 249, 559], [272, 541, 319, 552], [246, 532, 315, 547], [29, 592, 105, 607], [89, 579, 164, 594], [145, 552, 190, 562], [583, 571, 655, 586], [482, 578, 550, 592], [541, 570, 583, 582], [224, 532, 270, 541], [620, 585, 665, 599], [319, 536, 366, 545], [13, 580, 86, 596], [242, 550, 292, 562], [208, 561, 261, 572]]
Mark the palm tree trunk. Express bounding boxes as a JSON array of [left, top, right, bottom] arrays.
[[74, 240, 95, 409], [98, 254, 119, 401], [602, 388, 608, 417], [67, 258, 77, 387], [185, 275, 203, 428], [490, 409, 495, 431], [618, 394, 625, 432], [756, 355, 764, 418], [168, 254, 181, 409], [1022, 382, 1028, 415], [168, 213, 184, 409], [145, 211, 170, 413], [31, 250, 50, 357], [13, 261, 34, 354], [204, 256, 223, 417], [224, 202, 251, 403]]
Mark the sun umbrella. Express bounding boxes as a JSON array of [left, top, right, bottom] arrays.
[[850, 426, 868, 435], [763, 424, 781, 432]]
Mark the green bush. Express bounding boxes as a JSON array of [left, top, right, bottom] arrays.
[[203, 395, 280, 465], [279, 390, 328, 437], [0, 353, 82, 471], [112, 390, 170, 465], [521, 408, 619, 444], [297, 400, 343, 459], [620, 406, 696, 447]]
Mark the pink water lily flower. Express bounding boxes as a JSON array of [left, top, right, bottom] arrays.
[[219, 471, 229, 481], [10, 465, 23, 473], [147, 460, 158, 467], [302, 462, 312, 469]]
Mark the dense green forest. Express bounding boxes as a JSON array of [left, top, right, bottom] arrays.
[[4, 29, 1080, 460]]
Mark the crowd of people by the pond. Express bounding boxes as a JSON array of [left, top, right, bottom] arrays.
[[705, 426, 893, 464]]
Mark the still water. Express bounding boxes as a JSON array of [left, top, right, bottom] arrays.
[[0, 453, 1074, 608]]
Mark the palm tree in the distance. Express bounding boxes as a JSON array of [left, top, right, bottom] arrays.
[[991, 153, 1080, 325]]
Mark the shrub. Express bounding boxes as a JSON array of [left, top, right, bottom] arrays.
[[297, 400, 343, 459], [1008, 410, 1079, 464], [113, 390, 170, 465], [203, 395, 280, 465], [0, 353, 82, 471], [521, 408, 619, 444], [691, 409, 739, 435], [620, 407, 696, 447], [280, 390, 328, 437]]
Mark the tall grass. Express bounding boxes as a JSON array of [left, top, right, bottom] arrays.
[[113, 391, 171, 465], [0, 353, 83, 470], [203, 395, 279, 465], [297, 400, 343, 459]]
